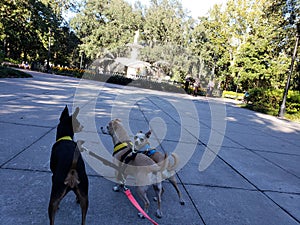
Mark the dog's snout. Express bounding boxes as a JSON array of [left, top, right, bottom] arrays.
[[75, 124, 83, 133]]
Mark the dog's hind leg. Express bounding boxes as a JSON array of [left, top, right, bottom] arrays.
[[153, 183, 163, 218], [168, 175, 185, 205], [48, 188, 68, 225], [74, 188, 88, 225], [48, 198, 59, 225], [74, 189, 88, 225]]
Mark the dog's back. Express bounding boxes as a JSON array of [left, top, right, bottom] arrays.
[[50, 141, 88, 191]]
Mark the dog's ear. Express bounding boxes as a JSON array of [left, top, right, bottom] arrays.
[[73, 107, 80, 118], [145, 130, 151, 138], [60, 105, 69, 121]]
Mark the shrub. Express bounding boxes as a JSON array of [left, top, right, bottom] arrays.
[[245, 88, 300, 117], [0, 50, 4, 63], [286, 91, 300, 114], [52, 66, 85, 78], [0, 66, 32, 78], [222, 91, 244, 100], [246, 88, 280, 115]]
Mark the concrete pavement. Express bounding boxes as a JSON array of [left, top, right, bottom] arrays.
[[0, 70, 299, 225]]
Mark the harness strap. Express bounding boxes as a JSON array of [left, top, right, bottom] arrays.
[[113, 142, 132, 156], [123, 152, 137, 164], [136, 144, 157, 157], [120, 149, 135, 163], [145, 149, 156, 157], [113, 142, 137, 182]]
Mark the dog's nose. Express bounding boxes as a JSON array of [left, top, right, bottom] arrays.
[[79, 125, 84, 131]]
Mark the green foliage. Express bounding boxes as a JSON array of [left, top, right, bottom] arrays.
[[1, 0, 299, 121], [222, 91, 245, 100], [245, 88, 300, 117], [0, 0, 80, 67], [286, 91, 300, 114], [61, 70, 184, 93], [52, 66, 85, 78], [0, 66, 32, 78], [142, 0, 189, 46], [0, 50, 4, 63], [70, 0, 142, 59]]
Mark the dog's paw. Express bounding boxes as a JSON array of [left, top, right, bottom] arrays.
[[180, 200, 185, 205], [138, 212, 145, 219], [156, 210, 163, 218], [112, 185, 120, 192]]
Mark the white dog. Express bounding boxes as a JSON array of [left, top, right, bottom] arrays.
[[133, 130, 185, 205]]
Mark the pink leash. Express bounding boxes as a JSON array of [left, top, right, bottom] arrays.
[[124, 189, 159, 225]]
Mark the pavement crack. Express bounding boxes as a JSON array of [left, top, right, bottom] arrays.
[[0, 167, 50, 174], [0, 120, 54, 129], [176, 173, 207, 225], [0, 126, 56, 168], [182, 182, 257, 192]]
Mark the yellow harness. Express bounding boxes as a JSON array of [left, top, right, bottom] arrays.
[[113, 142, 133, 155]]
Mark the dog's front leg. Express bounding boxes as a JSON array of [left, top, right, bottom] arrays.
[[153, 183, 163, 218], [113, 170, 126, 192], [136, 186, 150, 218]]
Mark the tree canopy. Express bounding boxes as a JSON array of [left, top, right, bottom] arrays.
[[1, 0, 299, 90]]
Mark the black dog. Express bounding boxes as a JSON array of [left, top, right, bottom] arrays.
[[48, 106, 88, 225]]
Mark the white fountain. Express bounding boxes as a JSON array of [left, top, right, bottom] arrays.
[[115, 30, 150, 78]]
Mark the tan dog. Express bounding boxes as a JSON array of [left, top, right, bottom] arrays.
[[102, 119, 167, 218], [133, 130, 185, 205]]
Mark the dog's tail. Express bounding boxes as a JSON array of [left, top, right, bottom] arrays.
[[64, 145, 81, 188], [167, 153, 179, 171], [156, 153, 168, 172], [145, 153, 168, 174], [64, 169, 80, 188]]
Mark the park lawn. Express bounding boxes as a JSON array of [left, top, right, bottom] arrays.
[[0, 66, 32, 78]]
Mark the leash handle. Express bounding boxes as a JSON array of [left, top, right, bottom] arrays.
[[124, 189, 159, 225]]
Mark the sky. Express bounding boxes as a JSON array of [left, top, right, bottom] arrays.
[[125, 0, 227, 18]]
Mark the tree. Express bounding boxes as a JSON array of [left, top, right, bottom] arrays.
[[1, 0, 60, 61], [190, 4, 231, 86], [265, 0, 300, 90], [70, 0, 143, 59], [139, 0, 194, 81], [189, 0, 297, 91]]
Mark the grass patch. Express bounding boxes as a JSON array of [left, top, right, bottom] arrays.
[[222, 91, 245, 100], [0, 66, 32, 78], [285, 112, 300, 123]]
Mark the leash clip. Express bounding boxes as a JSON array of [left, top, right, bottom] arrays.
[[131, 145, 137, 154]]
